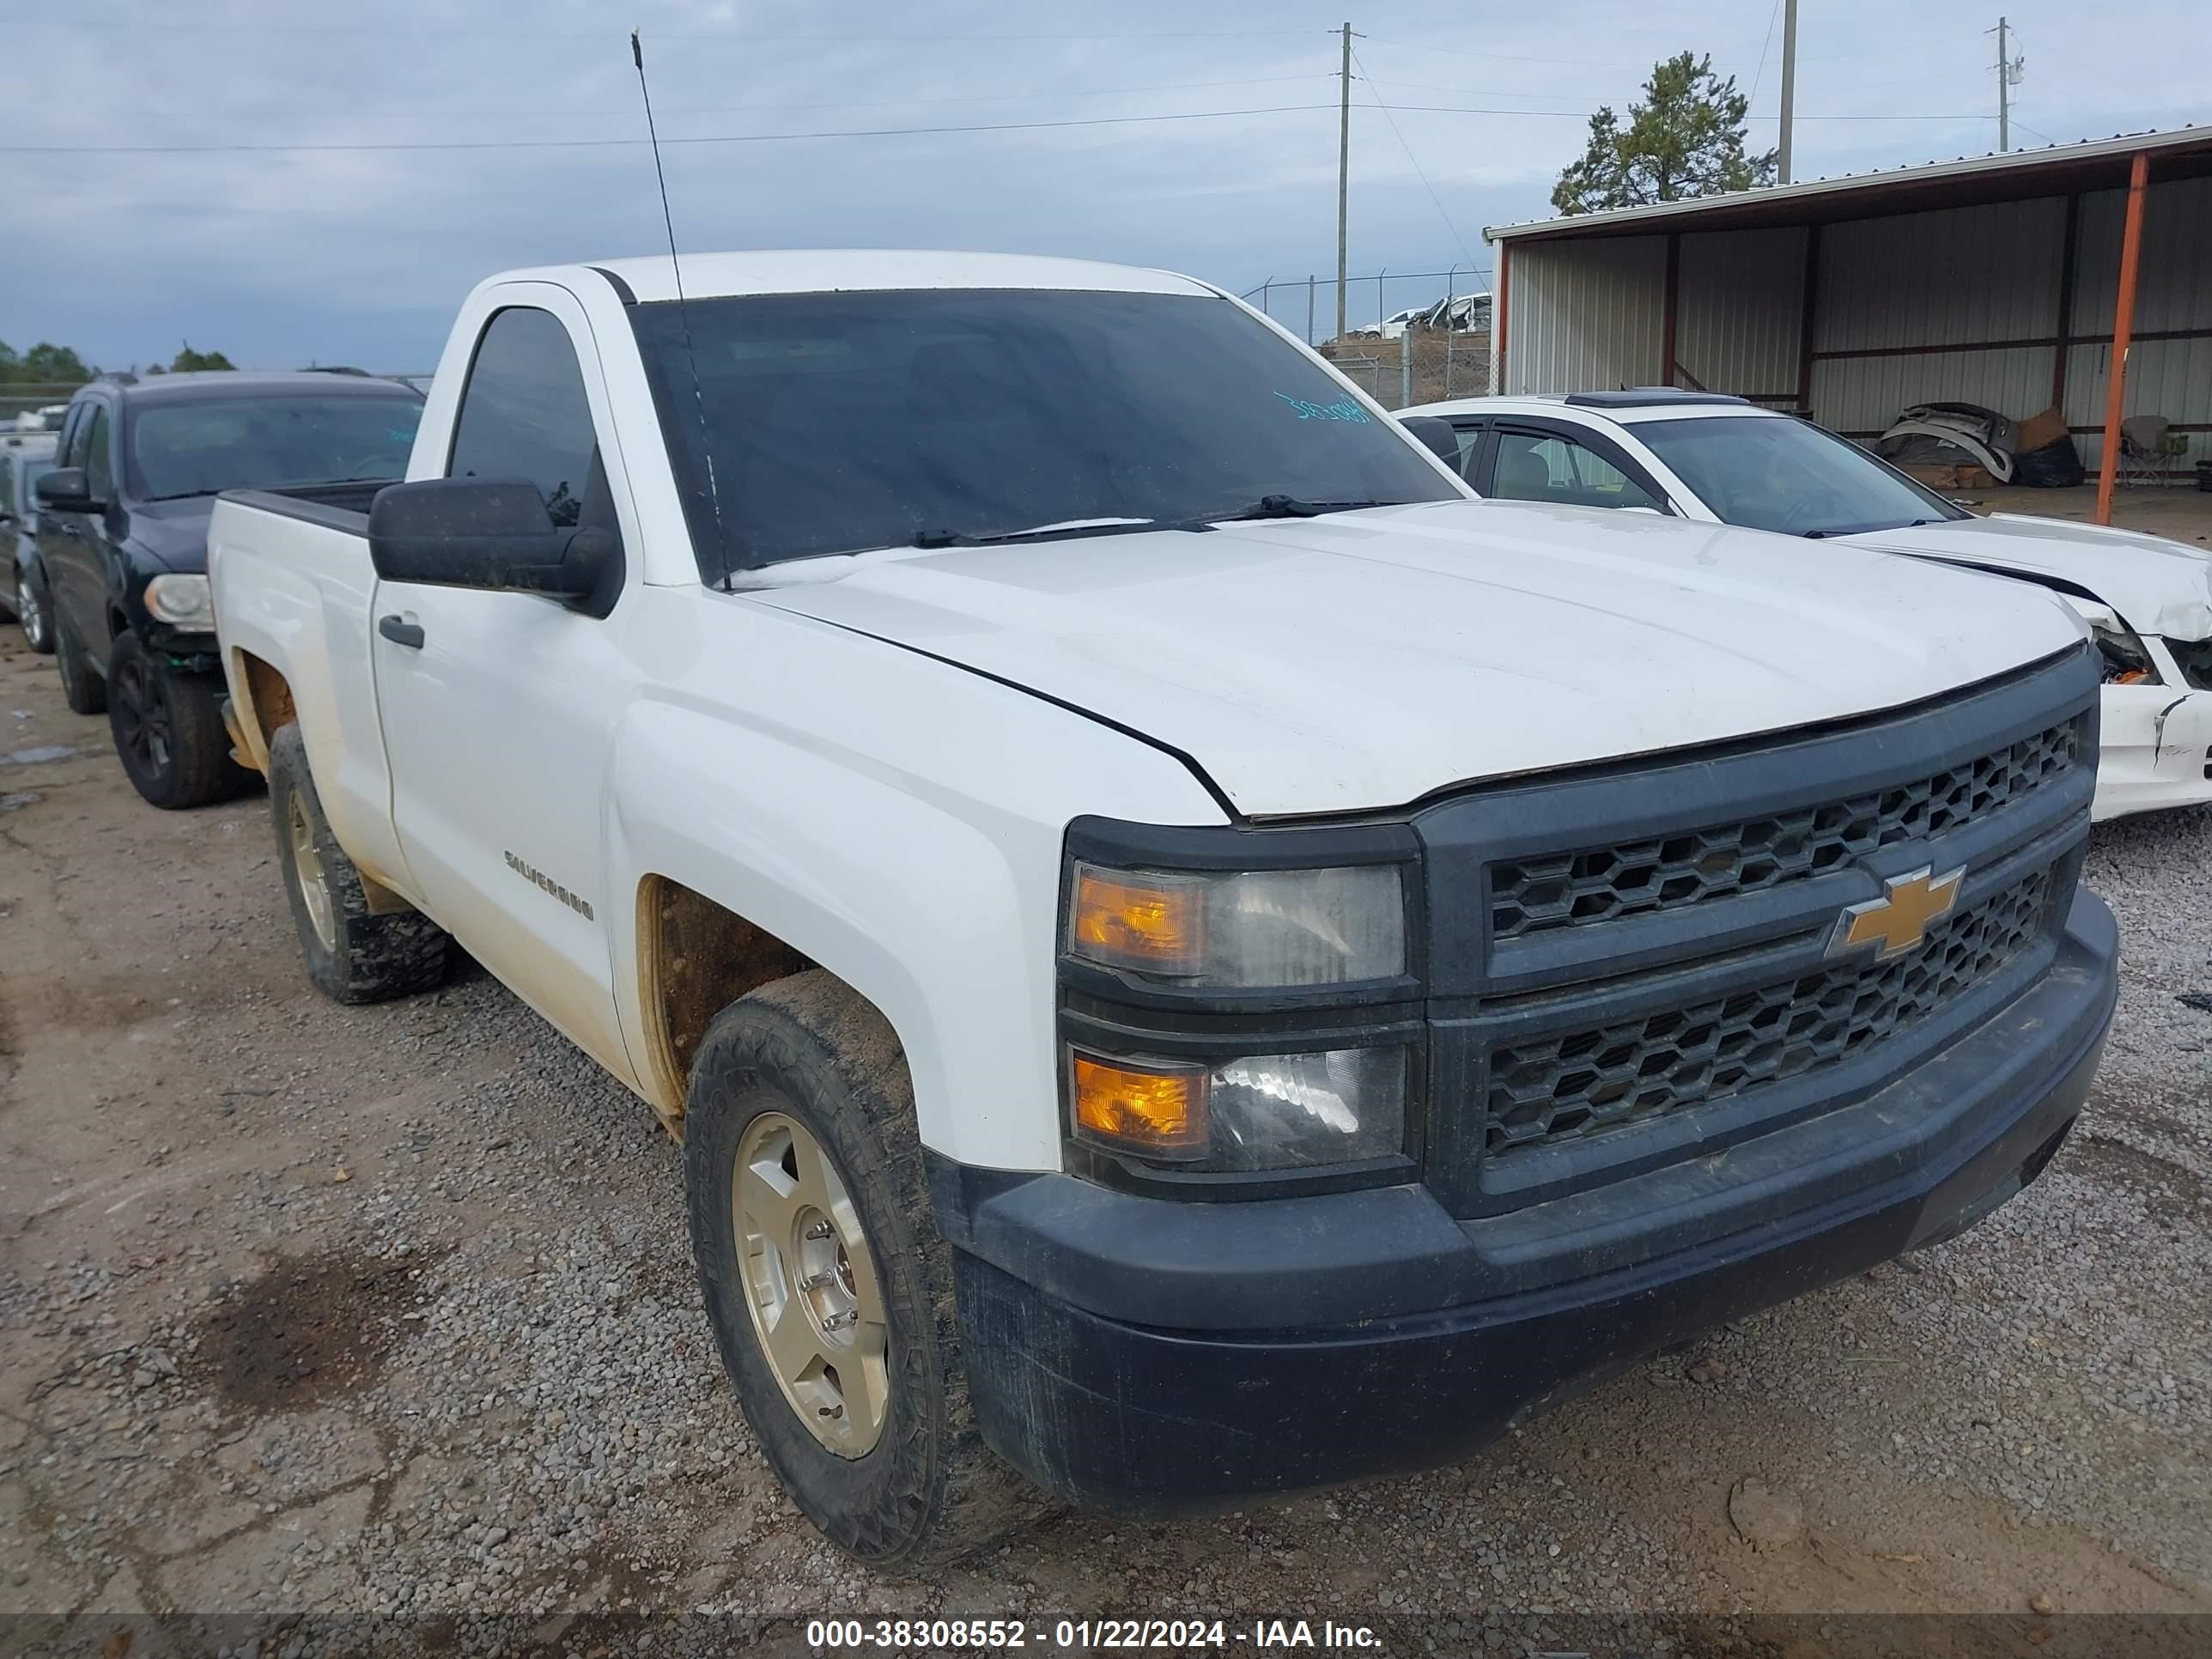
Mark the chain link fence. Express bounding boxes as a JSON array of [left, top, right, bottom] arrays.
[[1242, 269, 1492, 410], [1324, 333, 1490, 410], [2, 385, 83, 430]]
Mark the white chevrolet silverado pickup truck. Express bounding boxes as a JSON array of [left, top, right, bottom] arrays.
[[207, 251, 2118, 1568]]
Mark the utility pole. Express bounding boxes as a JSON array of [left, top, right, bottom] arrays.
[[1335, 21, 1352, 348], [1990, 16, 2023, 151], [1777, 0, 1798, 185]]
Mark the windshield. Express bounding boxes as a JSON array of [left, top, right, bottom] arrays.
[[1632, 414, 1967, 538], [628, 288, 1460, 571], [128, 393, 423, 501]]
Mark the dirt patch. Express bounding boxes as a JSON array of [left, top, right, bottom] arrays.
[[191, 1249, 441, 1412]]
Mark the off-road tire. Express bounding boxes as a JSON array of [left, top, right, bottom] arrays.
[[16, 565, 55, 653], [107, 632, 248, 810], [684, 970, 1054, 1569], [266, 723, 450, 1003], [55, 613, 105, 714]]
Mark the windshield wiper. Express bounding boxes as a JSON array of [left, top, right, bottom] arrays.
[[1209, 495, 1404, 521], [909, 515, 1160, 550]]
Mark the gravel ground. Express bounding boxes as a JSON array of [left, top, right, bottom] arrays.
[[1, 619, 2208, 1656]]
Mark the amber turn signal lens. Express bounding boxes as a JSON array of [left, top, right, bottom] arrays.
[[1070, 865, 1203, 974], [1070, 1052, 1207, 1158]]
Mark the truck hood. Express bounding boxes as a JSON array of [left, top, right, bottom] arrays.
[[752, 501, 2085, 817], [1848, 513, 2212, 641]]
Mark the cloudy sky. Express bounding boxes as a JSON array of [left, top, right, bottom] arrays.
[[8, 0, 2208, 374]]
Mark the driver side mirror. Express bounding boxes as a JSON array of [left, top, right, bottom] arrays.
[[368, 477, 621, 616], [35, 467, 98, 513]]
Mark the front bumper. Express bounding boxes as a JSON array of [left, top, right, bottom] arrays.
[[2092, 681, 2212, 821], [937, 892, 2116, 1516]]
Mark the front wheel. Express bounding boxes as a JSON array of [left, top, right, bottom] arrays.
[[684, 971, 1053, 1570], [106, 632, 248, 809], [15, 565, 54, 653]]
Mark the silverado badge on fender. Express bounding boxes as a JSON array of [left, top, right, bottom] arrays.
[[504, 850, 594, 921], [1827, 866, 1966, 961]]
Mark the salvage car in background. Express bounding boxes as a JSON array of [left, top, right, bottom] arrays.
[[208, 251, 2113, 1567], [1, 431, 58, 650], [1406, 389, 2212, 821], [33, 372, 423, 808]]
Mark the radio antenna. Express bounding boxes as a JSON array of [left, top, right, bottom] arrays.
[[631, 29, 732, 589]]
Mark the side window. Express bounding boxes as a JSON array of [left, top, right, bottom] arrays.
[[1447, 421, 1484, 477], [1491, 428, 1661, 511], [58, 404, 91, 469], [447, 307, 605, 531], [0, 455, 14, 518], [81, 406, 115, 503]]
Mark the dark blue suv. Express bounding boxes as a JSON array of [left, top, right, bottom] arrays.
[[33, 372, 422, 806]]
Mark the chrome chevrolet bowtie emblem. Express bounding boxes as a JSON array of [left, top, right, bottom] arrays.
[[1826, 866, 1966, 961]]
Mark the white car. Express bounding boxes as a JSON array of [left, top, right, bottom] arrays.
[[1404, 390, 2212, 821], [207, 252, 2113, 1565]]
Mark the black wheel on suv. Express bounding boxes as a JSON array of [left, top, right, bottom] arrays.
[[106, 631, 247, 809], [684, 970, 1054, 1570], [54, 613, 105, 715], [15, 564, 54, 653]]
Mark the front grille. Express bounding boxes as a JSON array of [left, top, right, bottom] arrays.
[[2168, 637, 2212, 692], [1484, 865, 2057, 1159], [1489, 718, 2080, 940]]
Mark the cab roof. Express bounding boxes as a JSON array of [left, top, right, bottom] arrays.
[[88, 371, 422, 405], [512, 250, 1220, 306]]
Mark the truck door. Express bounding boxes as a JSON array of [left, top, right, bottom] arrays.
[[369, 289, 641, 1082]]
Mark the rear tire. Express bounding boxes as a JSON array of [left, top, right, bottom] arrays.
[[106, 632, 248, 809], [266, 723, 450, 1003], [684, 970, 1054, 1570], [15, 565, 54, 653], [55, 613, 105, 714]]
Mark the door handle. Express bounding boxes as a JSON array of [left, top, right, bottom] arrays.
[[378, 614, 425, 648]]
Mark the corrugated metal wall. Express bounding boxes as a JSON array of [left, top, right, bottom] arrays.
[[1498, 171, 2212, 471], [1498, 235, 1664, 394], [2065, 173, 2212, 468], [1675, 227, 1805, 399], [1810, 196, 2068, 432]]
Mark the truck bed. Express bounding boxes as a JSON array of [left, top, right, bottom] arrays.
[[218, 477, 389, 531]]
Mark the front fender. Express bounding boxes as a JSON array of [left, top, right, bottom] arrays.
[[602, 628, 1224, 1172]]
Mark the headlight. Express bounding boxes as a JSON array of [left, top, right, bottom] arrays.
[[2058, 593, 2159, 685], [1066, 861, 1405, 987], [143, 574, 214, 628], [1068, 1044, 1407, 1170]]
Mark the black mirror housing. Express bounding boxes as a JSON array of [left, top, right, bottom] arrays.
[[1397, 416, 1463, 469], [368, 477, 622, 616], [35, 466, 96, 512]]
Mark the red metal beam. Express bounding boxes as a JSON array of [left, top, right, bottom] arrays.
[[1494, 242, 1511, 393], [1796, 225, 1823, 413], [1808, 325, 2212, 363], [2051, 192, 2081, 411], [2096, 150, 2152, 526]]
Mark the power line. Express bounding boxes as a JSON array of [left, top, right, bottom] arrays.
[[0, 102, 1346, 155], [1358, 76, 1596, 106], [46, 73, 1338, 126], [15, 17, 1324, 40], [1747, 0, 1784, 111], [1351, 48, 1479, 270]]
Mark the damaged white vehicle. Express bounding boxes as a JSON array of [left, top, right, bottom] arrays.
[[1405, 390, 2212, 821]]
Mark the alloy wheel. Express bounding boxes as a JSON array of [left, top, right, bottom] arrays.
[[732, 1110, 890, 1457], [112, 654, 173, 780], [288, 791, 338, 951]]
